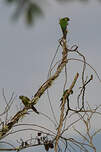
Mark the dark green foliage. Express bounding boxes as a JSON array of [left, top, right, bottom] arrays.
[[25, 3, 43, 25], [6, 0, 16, 3], [5, 0, 43, 25], [4, 0, 100, 26]]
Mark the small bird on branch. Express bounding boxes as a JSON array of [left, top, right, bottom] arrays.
[[59, 17, 70, 39], [19, 96, 39, 114]]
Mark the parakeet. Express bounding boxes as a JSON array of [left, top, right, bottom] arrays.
[[19, 96, 39, 114], [60, 89, 73, 109], [59, 17, 70, 39], [60, 89, 73, 102]]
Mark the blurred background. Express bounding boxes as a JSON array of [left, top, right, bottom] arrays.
[[0, 0, 101, 151]]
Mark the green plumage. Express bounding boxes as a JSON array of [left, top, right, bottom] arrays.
[[19, 96, 30, 106], [19, 96, 39, 114], [60, 89, 73, 107], [60, 89, 73, 101], [59, 17, 70, 38]]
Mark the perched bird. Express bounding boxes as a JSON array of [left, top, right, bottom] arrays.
[[60, 89, 73, 103], [59, 17, 70, 39], [19, 96, 39, 114]]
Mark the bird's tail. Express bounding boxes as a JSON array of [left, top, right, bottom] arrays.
[[31, 105, 39, 114]]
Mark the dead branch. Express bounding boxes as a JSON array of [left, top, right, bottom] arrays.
[[54, 72, 79, 152]]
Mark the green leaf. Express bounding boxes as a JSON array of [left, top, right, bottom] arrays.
[[25, 3, 43, 25]]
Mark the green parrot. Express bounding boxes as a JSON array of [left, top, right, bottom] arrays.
[[59, 17, 70, 39], [60, 89, 73, 102], [19, 96, 39, 114]]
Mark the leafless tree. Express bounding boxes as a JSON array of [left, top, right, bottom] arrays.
[[0, 18, 101, 152]]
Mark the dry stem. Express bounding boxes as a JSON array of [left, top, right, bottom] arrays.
[[54, 72, 79, 152]]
